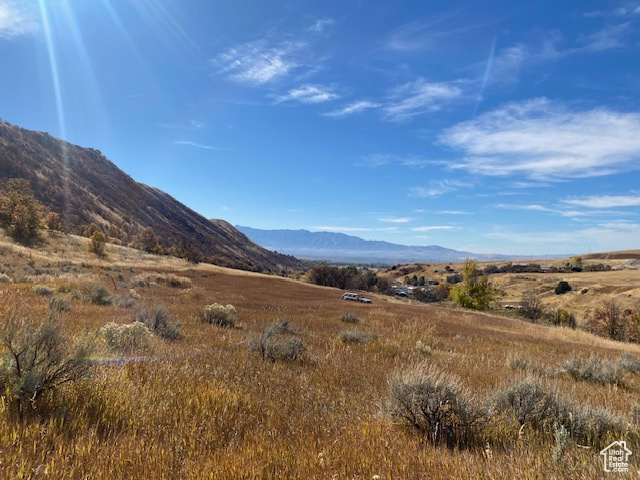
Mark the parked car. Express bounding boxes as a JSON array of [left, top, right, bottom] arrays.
[[341, 292, 372, 303]]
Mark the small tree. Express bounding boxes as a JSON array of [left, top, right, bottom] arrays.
[[549, 308, 577, 329], [519, 291, 545, 323], [587, 298, 626, 341], [131, 227, 162, 254], [44, 211, 65, 234], [89, 230, 106, 256], [449, 259, 498, 311], [0, 179, 42, 244]]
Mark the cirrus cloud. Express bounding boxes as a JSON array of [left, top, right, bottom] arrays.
[[440, 98, 640, 179]]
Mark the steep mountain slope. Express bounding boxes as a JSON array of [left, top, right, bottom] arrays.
[[0, 120, 300, 271], [236, 226, 481, 263]]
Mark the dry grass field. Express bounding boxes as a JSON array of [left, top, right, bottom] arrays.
[[1, 234, 639, 478]]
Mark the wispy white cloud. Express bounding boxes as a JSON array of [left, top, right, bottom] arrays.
[[411, 225, 456, 232], [409, 179, 472, 198], [577, 23, 631, 52], [360, 153, 435, 168], [0, 1, 36, 38], [379, 217, 412, 224], [498, 203, 587, 218], [384, 78, 463, 122], [173, 140, 228, 151], [438, 210, 471, 215], [382, 11, 471, 52], [484, 222, 640, 252], [440, 98, 640, 179], [309, 18, 335, 34], [276, 84, 339, 104], [489, 37, 563, 84], [311, 225, 398, 233], [562, 195, 640, 208], [216, 40, 306, 86], [324, 100, 380, 118]]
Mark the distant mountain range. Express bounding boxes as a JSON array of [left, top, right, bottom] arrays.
[[0, 120, 301, 272], [236, 226, 534, 264]]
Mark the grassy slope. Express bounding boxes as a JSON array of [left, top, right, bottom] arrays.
[[0, 234, 639, 479]]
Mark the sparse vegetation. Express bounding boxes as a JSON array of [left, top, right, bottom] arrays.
[[100, 322, 153, 353], [587, 298, 626, 342], [33, 285, 54, 296], [558, 354, 623, 386], [548, 308, 577, 329], [0, 308, 93, 412], [339, 330, 378, 344], [340, 312, 359, 324], [132, 304, 182, 340], [48, 296, 71, 314], [155, 273, 192, 289], [248, 319, 306, 361], [519, 290, 545, 322], [386, 363, 485, 448], [0, 234, 638, 478], [81, 282, 112, 306], [199, 303, 237, 328]]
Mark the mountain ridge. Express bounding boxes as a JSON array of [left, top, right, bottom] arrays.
[[236, 226, 529, 264], [0, 120, 301, 272]]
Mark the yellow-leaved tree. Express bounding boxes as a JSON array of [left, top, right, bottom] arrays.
[[449, 258, 498, 311]]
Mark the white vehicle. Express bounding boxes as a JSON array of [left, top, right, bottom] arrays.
[[341, 292, 372, 303]]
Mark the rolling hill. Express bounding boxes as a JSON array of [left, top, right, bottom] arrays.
[[0, 120, 300, 272]]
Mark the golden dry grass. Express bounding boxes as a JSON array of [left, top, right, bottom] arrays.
[[0, 236, 639, 478]]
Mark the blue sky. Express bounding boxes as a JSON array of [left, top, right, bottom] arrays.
[[1, 0, 640, 255]]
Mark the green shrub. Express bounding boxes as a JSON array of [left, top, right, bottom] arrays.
[[630, 403, 640, 425], [552, 422, 569, 462], [491, 378, 562, 429], [100, 322, 153, 353], [81, 282, 112, 306], [492, 379, 623, 445], [340, 312, 359, 324], [0, 312, 93, 411], [89, 231, 106, 256], [111, 295, 135, 309], [156, 273, 192, 289], [620, 353, 640, 373], [130, 274, 151, 288], [33, 285, 55, 297], [339, 330, 378, 344], [248, 319, 306, 362], [48, 296, 71, 314], [199, 303, 237, 328], [548, 308, 576, 329], [132, 304, 181, 340], [554, 281, 571, 295], [386, 363, 485, 448], [558, 355, 623, 386]]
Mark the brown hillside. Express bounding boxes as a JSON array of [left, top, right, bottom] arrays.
[[0, 120, 300, 272], [583, 250, 640, 260]]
